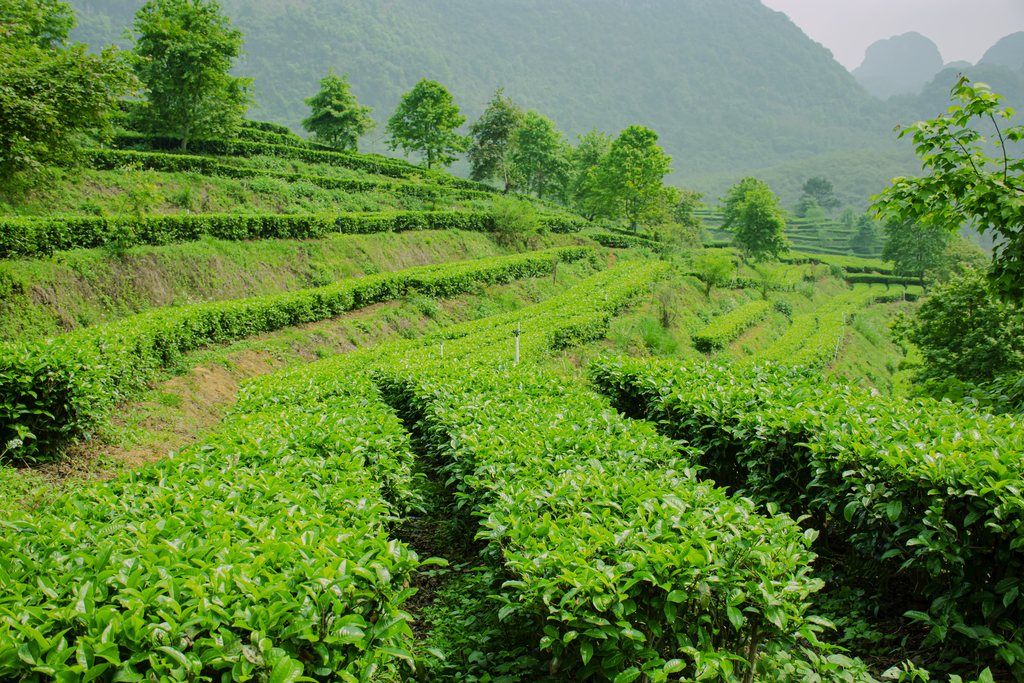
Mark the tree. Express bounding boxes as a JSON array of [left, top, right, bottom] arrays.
[[0, 0, 137, 196], [510, 110, 568, 201], [467, 88, 523, 193], [891, 269, 1023, 383], [130, 0, 254, 152], [850, 214, 881, 255], [720, 177, 789, 262], [562, 128, 611, 218], [693, 250, 736, 297], [588, 124, 675, 234], [881, 219, 949, 288], [301, 68, 374, 152], [386, 78, 468, 170], [800, 176, 840, 213], [872, 77, 1024, 304]]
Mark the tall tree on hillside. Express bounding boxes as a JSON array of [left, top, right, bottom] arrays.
[[129, 0, 254, 152], [720, 177, 789, 261], [562, 128, 612, 218], [882, 219, 950, 288], [588, 124, 675, 234], [511, 110, 568, 201], [467, 88, 523, 193], [0, 0, 138, 197], [301, 68, 374, 152], [850, 214, 881, 255], [800, 176, 840, 213], [386, 78, 468, 170]]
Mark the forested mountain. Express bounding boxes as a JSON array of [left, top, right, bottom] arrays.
[[69, 0, 898, 180], [980, 31, 1024, 70], [851, 32, 945, 100]]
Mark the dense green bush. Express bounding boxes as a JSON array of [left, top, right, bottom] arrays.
[[691, 300, 771, 352], [590, 232, 672, 252], [590, 356, 1024, 674]]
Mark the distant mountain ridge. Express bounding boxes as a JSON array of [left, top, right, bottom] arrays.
[[852, 32, 944, 100]]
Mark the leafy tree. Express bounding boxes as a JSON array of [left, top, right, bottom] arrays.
[[561, 128, 611, 218], [588, 124, 675, 234], [467, 88, 523, 193], [692, 250, 736, 297], [793, 196, 820, 219], [510, 110, 568, 201], [881, 219, 949, 288], [891, 269, 1023, 383], [800, 176, 840, 213], [386, 78, 468, 170], [720, 177, 789, 262], [0, 0, 137, 196], [850, 214, 881, 255], [301, 68, 374, 152], [872, 77, 1024, 303], [129, 0, 254, 152], [933, 235, 990, 284]]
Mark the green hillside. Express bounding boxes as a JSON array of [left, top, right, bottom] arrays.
[[69, 0, 899, 180]]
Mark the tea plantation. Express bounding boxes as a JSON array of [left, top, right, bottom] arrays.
[[0, 121, 1015, 683]]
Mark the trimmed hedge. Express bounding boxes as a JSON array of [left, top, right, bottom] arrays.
[[590, 232, 673, 252], [0, 209, 587, 259], [0, 247, 593, 460], [845, 273, 921, 286], [691, 300, 772, 352]]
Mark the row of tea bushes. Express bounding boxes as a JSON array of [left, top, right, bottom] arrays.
[[0, 247, 592, 460], [589, 356, 1024, 674], [0, 376, 432, 682], [375, 365, 824, 682], [691, 300, 772, 353], [85, 149, 495, 203], [0, 209, 588, 258]]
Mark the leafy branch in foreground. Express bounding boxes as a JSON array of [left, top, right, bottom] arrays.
[[871, 77, 1024, 303]]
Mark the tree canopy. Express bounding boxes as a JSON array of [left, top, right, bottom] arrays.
[[881, 219, 950, 288], [720, 177, 789, 261], [130, 0, 254, 151], [301, 68, 374, 152], [0, 0, 137, 196], [872, 77, 1024, 303], [588, 124, 676, 234], [386, 78, 468, 170], [800, 176, 840, 212], [467, 88, 523, 192], [510, 110, 567, 201]]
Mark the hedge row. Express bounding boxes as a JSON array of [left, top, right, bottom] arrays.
[[0, 209, 587, 258], [590, 357, 1024, 672], [845, 273, 921, 286], [691, 300, 772, 352], [590, 232, 673, 252], [0, 246, 592, 460], [84, 148, 495, 203], [0, 377, 430, 681]]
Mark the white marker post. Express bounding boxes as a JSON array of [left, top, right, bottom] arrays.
[[514, 322, 520, 365], [441, 341, 444, 359]]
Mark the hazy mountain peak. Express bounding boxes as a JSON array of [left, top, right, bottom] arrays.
[[980, 31, 1024, 71], [851, 32, 944, 100]]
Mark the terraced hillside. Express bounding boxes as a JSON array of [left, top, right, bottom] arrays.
[[0, 119, 1016, 682]]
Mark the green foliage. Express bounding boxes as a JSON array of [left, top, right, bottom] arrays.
[[385, 78, 469, 170], [0, 0, 137, 197], [587, 124, 676, 234], [872, 77, 1024, 303], [509, 109, 568, 201], [881, 219, 949, 287], [692, 249, 736, 297], [0, 247, 591, 459], [590, 233, 673, 254], [691, 300, 771, 352], [300, 68, 375, 151], [129, 0, 254, 151], [590, 356, 1024, 674], [851, 214, 881, 255], [891, 269, 1024, 384], [800, 176, 840, 213], [562, 128, 611, 218], [489, 195, 538, 245], [720, 177, 790, 262], [467, 88, 523, 192]]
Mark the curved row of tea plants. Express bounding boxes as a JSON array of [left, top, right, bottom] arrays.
[[0, 377, 431, 682], [85, 149, 496, 203], [0, 246, 593, 461], [589, 356, 1024, 674], [375, 365, 824, 682], [0, 209, 588, 259], [691, 300, 772, 353]]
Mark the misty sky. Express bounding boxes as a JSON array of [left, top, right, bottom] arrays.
[[760, 0, 1024, 71]]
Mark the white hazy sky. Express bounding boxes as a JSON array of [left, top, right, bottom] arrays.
[[760, 0, 1024, 71]]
